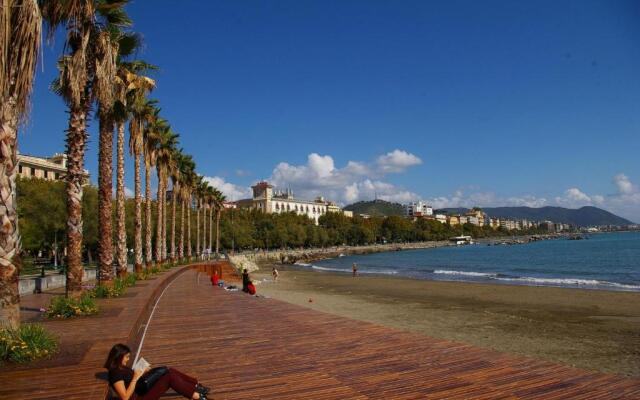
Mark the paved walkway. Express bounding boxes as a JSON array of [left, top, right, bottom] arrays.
[[139, 270, 640, 400]]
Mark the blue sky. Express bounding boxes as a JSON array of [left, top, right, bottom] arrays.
[[23, 0, 640, 221]]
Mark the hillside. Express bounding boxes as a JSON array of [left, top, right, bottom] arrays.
[[436, 206, 634, 227], [343, 200, 404, 217]]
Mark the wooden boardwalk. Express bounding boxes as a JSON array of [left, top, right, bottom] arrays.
[[0, 262, 228, 400], [139, 270, 640, 400]]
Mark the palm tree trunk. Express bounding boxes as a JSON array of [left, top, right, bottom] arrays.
[[216, 209, 221, 256], [65, 106, 88, 296], [186, 196, 192, 260], [162, 176, 168, 261], [0, 100, 21, 328], [145, 159, 153, 269], [155, 169, 162, 264], [115, 122, 127, 277], [134, 152, 143, 273], [209, 207, 213, 259], [203, 205, 207, 258], [179, 197, 184, 260], [97, 112, 113, 284], [196, 201, 200, 257], [170, 187, 176, 262]]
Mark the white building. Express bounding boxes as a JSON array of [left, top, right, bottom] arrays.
[[403, 201, 433, 218], [237, 181, 350, 224]]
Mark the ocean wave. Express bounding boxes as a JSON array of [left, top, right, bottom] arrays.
[[308, 265, 398, 275], [434, 269, 498, 278], [494, 276, 640, 290], [433, 269, 640, 290]]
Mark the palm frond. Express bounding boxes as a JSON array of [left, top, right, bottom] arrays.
[[1, 0, 42, 120]]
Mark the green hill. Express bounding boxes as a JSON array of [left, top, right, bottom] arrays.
[[343, 200, 404, 217]]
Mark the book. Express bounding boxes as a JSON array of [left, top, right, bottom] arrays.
[[132, 357, 150, 373]]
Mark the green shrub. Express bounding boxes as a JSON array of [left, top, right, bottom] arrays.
[[91, 283, 124, 298], [46, 294, 98, 318], [123, 274, 137, 287], [0, 324, 58, 364]]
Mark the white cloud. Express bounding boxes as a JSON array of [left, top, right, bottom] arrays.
[[376, 149, 422, 173], [203, 176, 252, 201], [124, 187, 134, 198], [554, 187, 592, 207], [614, 173, 636, 195], [269, 151, 421, 204]]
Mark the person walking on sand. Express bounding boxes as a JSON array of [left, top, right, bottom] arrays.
[[272, 267, 279, 282], [352, 262, 358, 277]]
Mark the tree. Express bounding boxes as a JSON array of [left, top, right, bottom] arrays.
[[143, 108, 163, 268], [0, 0, 41, 327], [153, 126, 178, 264], [129, 97, 155, 273], [45, 0, 128, 296], [212, 188, 226, 256]]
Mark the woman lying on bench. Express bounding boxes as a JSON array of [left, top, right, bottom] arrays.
[[105, 343, 210, 400]]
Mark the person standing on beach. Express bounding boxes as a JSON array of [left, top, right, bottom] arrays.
[[242, 268, 250, 292], [352, 263, 358, 277], [272, 267, 279, 282]]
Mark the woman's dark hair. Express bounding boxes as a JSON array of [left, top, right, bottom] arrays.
[[104, 343, 131, 370]]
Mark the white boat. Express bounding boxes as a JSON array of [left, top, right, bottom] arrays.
[[449, 235, 473, 245]]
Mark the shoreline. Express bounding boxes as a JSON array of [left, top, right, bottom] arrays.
[[228, 233, 568, 274], [252, 265, 640, 377]]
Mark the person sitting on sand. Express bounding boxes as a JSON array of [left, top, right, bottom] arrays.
[[247, 280, 256, 295], [210, 270, 219, 286], [352, 262, 358, 277], [272, 267, 279, 282], [105, 343, 210, 400], [242, 268, 250, 292]]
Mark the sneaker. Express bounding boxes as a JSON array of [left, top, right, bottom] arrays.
[[196, 384, 210, 395]]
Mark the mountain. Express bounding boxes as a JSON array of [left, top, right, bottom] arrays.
[[343, 200, 404, 217], [435, 206, 634, 227]]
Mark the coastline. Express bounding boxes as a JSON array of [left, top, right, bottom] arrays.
[[252, 266, 640, 377], [228, 233, 567, 273]]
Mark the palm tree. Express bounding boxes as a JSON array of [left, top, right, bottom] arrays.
[[177, 154, 195, 261], [129, 96, 156, 273], [0, 0, 41, 327], [194, 176, 205, 259], [183, 169, 197, 261], [154, 127, 178, 265], [143, 108, 162, 268], [168, 148, 182, 263], [212, 188, 226, 257], [45, 1, 127, 296], [113, 60, 155, 276]]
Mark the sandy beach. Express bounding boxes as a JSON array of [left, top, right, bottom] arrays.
[[252, 265, 640, 377]]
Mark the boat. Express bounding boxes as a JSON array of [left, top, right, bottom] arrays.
[[449, 235, 473, 245]]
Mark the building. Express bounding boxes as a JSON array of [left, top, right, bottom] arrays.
[[435, 214, 447, 224], [448, 215, 460, 226], [465, 209, 485, 226], [17, 152, 90, 185], [237, 181, 350, 224], [489, 218, 500, 229], [403, 201, 433, 218]]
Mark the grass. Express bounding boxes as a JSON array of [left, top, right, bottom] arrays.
[[0, 324, 58, 364]]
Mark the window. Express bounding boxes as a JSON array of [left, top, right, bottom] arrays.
[[31, 167, 36, 176], [18, 165, 23, 174]]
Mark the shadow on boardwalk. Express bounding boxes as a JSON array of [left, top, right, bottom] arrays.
[[140, 270, 640, 400]]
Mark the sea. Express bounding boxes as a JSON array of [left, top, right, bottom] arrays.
[[296, 231, 640, 292]]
